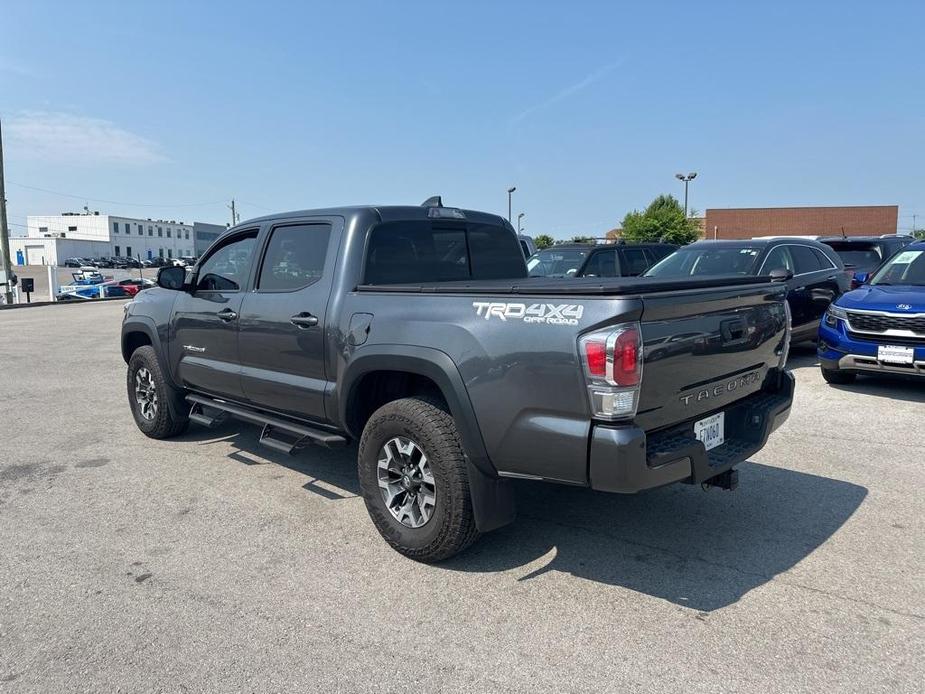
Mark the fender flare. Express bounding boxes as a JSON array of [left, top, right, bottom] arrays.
[[339, 345, 515, 532]]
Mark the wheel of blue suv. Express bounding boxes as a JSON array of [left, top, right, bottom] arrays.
[[821, 366, 856, 385], [358, 397, 479, 562], [126, 346, 189, 439]]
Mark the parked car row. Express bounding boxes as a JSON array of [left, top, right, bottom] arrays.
[[63, 256, 195, 270], [525, 234, 923, 384]]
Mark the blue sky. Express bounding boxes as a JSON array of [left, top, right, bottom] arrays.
[[2, 0, 923, 238]]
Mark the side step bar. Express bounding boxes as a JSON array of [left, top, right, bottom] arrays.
[[185, 394, 348, 452]]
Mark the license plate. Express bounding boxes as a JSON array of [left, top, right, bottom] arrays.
[[695, 412, 725, 451], [878, 345, 914, 365]]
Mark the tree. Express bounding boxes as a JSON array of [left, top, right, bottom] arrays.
[[533, 234, 554, 250], [620, 194, 701, 245], [568, 235, 596, 244]]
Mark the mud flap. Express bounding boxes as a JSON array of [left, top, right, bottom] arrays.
[[466, 459, 516, 533]]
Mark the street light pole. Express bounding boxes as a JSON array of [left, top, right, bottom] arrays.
[[507, 186, 516, 223], [674, 172, 697, 218], [517, 212, 525, 233]]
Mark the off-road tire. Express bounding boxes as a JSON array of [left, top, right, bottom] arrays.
[[821, 367, 856, 385], [358, 397, 480, 562], [127, 345, 189, 439]]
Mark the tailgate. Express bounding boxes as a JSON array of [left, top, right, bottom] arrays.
[[635, 283, 788, 431]]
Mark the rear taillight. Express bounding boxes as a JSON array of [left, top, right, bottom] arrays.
[[578, 323, 643, 420]]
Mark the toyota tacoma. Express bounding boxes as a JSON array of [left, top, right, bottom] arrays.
[[121, 199, 794, 561]]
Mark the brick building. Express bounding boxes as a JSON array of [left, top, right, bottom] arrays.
[[703, 205, 899, 240]]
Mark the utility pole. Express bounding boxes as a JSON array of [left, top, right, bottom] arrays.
[[0, 117, 15, 305], [228, 198, 239, 227], [507, 187, 516, 223], [517, 212, 525, 233]]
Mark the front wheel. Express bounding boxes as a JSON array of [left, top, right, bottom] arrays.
[[127, 346, 189, 438], [821, 366, 856, 385], [358, 397, 479, 562]]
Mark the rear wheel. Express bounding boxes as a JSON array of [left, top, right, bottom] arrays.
[[821, 366, 856, 385], [127, 346, 189, 438], [358, 397, 479, 562]]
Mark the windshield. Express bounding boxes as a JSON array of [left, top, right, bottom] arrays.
[[824, 243, 883, 272], [527, 248, 590, 277], [869, 249, 925, 286], [645, 246, 761, 277]]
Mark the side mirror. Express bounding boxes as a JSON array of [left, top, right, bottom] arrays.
[[851, 271, 871, 290], [769, 268, 794, 282], [157, 266, 187, 290]]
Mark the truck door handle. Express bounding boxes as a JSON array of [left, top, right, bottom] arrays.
[[217, 308, 238, 322], [290, 312, 319, 328]]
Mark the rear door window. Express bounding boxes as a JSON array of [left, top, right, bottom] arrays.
[[581, 250, 619, 277], [620, 248, 650, 276], [790, 245, 823, 275], [257, 223, 332, 291]]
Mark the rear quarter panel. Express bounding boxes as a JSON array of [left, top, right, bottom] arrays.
[[336, 292, 638, 484]]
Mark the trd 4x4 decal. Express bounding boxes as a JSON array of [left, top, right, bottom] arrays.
[[473, 301, 584, 326]]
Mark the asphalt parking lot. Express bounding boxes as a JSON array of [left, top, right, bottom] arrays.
[[1, 301, 922, 692]]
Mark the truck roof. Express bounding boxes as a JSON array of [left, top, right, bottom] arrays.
[[230, 205, 510, 231]]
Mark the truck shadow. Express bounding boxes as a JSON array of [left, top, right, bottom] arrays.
[[445, 464, 867, 612], [176, 423, 867, 612]]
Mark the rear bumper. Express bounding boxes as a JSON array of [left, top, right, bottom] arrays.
[[589, 371, 794, 493], [818, 319, 925, 377]]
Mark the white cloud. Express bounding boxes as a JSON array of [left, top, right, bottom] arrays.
[[510, 60, 625, 126], [6, 112, 168, 165], [0, 57, 35, 76]]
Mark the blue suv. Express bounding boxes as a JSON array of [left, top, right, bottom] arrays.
[[818, 241, 925, 383]]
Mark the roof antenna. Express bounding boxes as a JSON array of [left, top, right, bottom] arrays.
[[421, 196, 443, 208]]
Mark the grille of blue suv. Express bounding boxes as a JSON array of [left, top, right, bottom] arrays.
[[847, 312, 925, 336]]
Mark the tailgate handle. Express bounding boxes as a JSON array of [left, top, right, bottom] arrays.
[[720, 318, 746, 343]]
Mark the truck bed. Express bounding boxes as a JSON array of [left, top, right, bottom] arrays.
[[356, 273, 779, 296]]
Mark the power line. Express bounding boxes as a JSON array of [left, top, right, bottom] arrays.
[[7, 181, 226, 208]]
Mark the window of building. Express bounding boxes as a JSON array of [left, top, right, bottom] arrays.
[[159, 248, 164, 257], [167, 249, 173, 258], [158, 227, 163, 237], [124, 223, 131, 233], [257, 223, 332, 291], [148, 227, 153, 236], [167, 228, 172, 238], [138, 224, 143, 236], [113, 222, 119, 234], [39, 226, 48, 233], [68, 226, 77, 232], [114, 246, 121, 256], [126, 246, 133, 258], [185, 230, 190, 240]]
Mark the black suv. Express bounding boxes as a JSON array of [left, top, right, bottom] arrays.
[[575, 242, 677, 278], [527, 242, 675, 278], [646, 238, 849, 342]]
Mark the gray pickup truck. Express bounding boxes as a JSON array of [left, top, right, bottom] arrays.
[[121, 199, 794, 561]]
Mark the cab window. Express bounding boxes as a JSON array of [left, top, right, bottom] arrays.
[[257, 223, 332, 291], [196, 232, 257, 291]]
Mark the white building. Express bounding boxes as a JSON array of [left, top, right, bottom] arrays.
[[10, 211, 204, 266]]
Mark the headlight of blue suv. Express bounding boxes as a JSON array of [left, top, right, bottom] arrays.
[[825, 305, 847, 327]]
